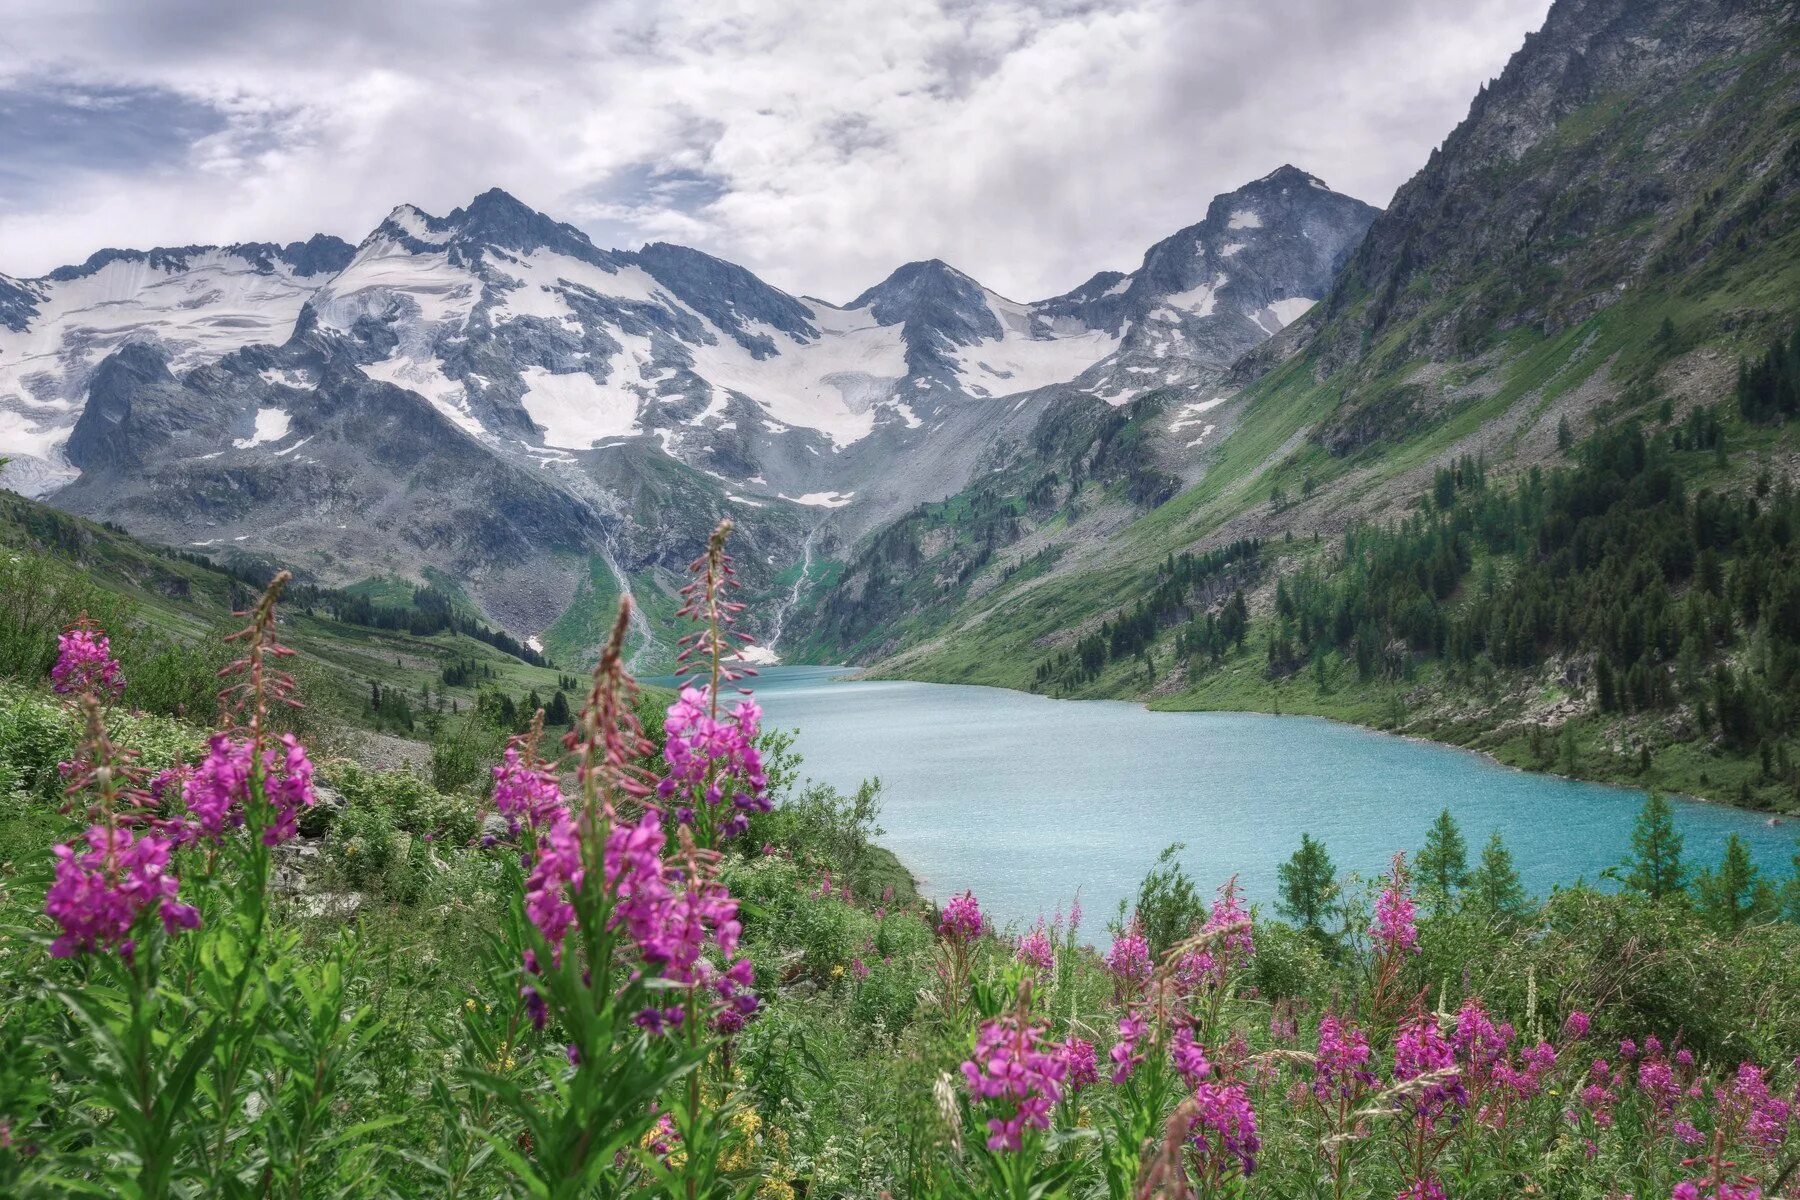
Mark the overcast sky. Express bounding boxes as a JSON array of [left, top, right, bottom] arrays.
[[0, 0, 1552, 302]]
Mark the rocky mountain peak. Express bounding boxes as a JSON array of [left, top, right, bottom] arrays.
[[850, 259, 1001, 345]]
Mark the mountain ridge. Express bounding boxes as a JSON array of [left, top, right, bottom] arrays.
[[0, 170, 1375, 664]]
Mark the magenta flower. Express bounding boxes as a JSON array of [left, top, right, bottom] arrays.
[[1171, 1024, 1213, 1089], [1562, 1010, 1591, 1041], [1397, 1178, 1447, 1200], [659, 686, 768, 832], [491, 741, 566, 832], [51, 623, 125, 701], [939, 890, 982, 941], [1313, 1014, 1377, 1103], [1111, 1012, 1147, 1084], [180, 732, 315, 845], [1106, 928, 1152, 992], [524, 814, 582, 947], [1058, 1037, 1099, 1092], [46, 824, 198, 958], [960, 1011, 1067, 1152], [1189, 1078, 1260, 1178], [1016, 922, 1054, 973], [1451, 1000, 1512, 1091], [1718, 1062, 1791, 1153], [1205, 876, 1255, 964], [1372, 858, 1419, 957], [1394, 1014, 1468, 1128]]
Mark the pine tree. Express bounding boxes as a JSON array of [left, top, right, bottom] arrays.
[[1467, 830, 1528, 919], [1416, 808, 1470, 915], [1276, 834, 1339, 939], [1695, 834, 1774, 932], [1623, 793, 1686, 901]]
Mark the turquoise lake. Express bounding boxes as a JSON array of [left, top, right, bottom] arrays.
[[739, 666, 1798, 933]]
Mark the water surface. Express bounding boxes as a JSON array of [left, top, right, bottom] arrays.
[[738, 667, 1797, 933]]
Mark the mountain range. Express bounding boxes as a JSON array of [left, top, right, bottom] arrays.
[[0, 166, 1376, 662]]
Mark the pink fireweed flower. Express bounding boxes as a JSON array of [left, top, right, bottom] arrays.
[[46, 824, 198, 957], [1174, 947, 1217, 994], [264, 734, 315, 845], [1016, 919, 1054, 973], [1313, 1014, 1377, 1103], [51, 621, 125, 701], [1640, 1058, 1683, 1119], [491, 740, 566, 832], [659, 686, 768, 829], [1058, 1038, 1099, 1092], [1106, 927, 1152, 993], [1171, 1024, 1214, 1089], [1204, 876, 1255, 964], [523, 813, 582, 947], [1111, 1011, 1147, 1084], [1189, 1078, 1260, 1179], [939, 890, 982, 941], [1393, 1014, 1468, 1128], [1718, 1062, 1790, 1153], [1451, 1000, 1512, 1090], [1562, 1010, 1591, 1041], [960, 1011, 1067, 1152], [180, 732, 315, 845], [1372, 857, 1419, 956], [1397, 1178, 1448, 1200]]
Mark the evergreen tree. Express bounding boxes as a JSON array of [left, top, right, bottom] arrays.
[[1695, 834, 1774, 932], [1416, 808, 1471, 914], [1134, 843, 1205, 959], [1276, 834, 1338, 939], [1623, 793, 1686, 901], [1467, 830, 1528, 919]]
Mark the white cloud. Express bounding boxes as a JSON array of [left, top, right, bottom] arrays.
[[0, 0, 1552, 300]]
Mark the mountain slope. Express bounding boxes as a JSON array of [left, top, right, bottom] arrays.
[[794, 0, 1800, 813]]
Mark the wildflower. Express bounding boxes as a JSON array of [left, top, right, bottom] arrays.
[[1718, 1062, 1790, 1153], [51, 619, 125, 700], [1372, 856, 1419, 956], [1397, 1179, 1447, 1200], [960, 1010, 1067, 1151], [1562, 1010, 1591, 1041], [264, 734, 315, 846], [1189, 1078, 1259, 1178], [1171, 1024, 1213, 1089], [659, 685, 768, 824], [181, 732, 315, 846], [1111, 1011, 1147, 1084], [938, 891, 982, 941], [1204, 876, 1255, 965], [491, 732, 565, 832], [1393, 1014, 1468, 1129], [46, 825, 198, 958], [1313, 1014, 1377, 1103], [1639, 1058, 1682, 1118], [1105, 927, 1152, 993], [1451, 999, 1512, 1091], [851, 957, 870, 980], [1174, 947, 1218, 993], [1058, 1038, 1099, 1092], [1016, 921, 1054, 973]]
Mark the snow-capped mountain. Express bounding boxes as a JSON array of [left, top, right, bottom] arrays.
[[0, 172, 1377, 658], [0, 239, 354, 495], [1038, 166, 1379, 404]]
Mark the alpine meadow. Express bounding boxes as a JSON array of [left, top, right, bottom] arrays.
[[3, 0, 1800, 1198]]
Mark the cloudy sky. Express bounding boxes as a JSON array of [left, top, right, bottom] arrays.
[[0, 0, 1551, 302]]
